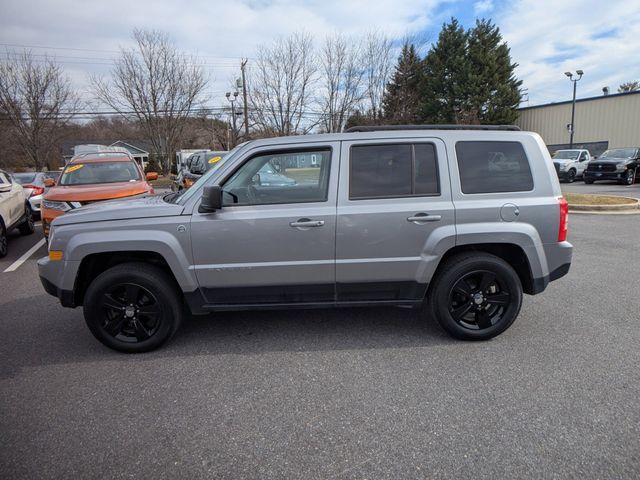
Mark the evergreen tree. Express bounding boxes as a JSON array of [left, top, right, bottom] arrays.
[[419, 19, 469, 124], [382, 43, 423, 124], [420, 18, 522, 125], [466, 19, 522, 124]]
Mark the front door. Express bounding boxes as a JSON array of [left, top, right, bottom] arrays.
[[189, 142, 339, 305], [335, 138, 455, 302]]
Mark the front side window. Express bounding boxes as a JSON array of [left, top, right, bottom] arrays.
[[222, 149, 331, 206], [59, 161, 141, 186], [456, 141, 533, 194], [350, 143, 439, 199]]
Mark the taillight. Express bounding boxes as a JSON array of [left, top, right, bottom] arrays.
[[558, 197, 569, 242], [23, 184, 45, 197]]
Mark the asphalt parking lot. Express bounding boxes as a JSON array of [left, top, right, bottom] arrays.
[[1, 212, 639, 479]]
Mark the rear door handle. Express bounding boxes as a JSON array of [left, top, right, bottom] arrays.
[[407, 213, 442, 223], [290, 218, 325, 228]]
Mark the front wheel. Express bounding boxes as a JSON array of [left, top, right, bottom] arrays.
[[83, 263, 183, 353], [427, 253, 523, 340], [584, 178, 594, 184], [566, 169, 576, 183], [621, 168, 636, 185], [0, 223, 7, 258]]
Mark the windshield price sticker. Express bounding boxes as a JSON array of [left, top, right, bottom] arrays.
[[65, 164, 84, 173], [208, 156, 222, 164]]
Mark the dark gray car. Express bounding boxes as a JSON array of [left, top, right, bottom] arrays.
[[39, 126, 572, 352]]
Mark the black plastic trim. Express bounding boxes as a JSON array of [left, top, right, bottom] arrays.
[[40, 276, 76, 308]]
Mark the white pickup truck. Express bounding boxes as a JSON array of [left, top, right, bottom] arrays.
[[551, 149, 592, 182]]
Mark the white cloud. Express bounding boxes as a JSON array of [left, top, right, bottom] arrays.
[[496, 0, 640, 105], [474, 0, 494, 15]]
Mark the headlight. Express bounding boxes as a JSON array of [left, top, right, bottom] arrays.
[[42, 200, 72, 212], [615, 163, 627, 172], [558, 163, 569, 171]]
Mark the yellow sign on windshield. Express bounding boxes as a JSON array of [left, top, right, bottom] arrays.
[[65, 164, 84, 173], [208, 156, 222, 164]]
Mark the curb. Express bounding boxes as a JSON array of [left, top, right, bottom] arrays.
[[568, 196, 640, 212]]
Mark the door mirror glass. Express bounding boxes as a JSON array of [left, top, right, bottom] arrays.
[[199, 185, 222, 213]]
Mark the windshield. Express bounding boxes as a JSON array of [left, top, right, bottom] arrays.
[[13, 173, 37, 184], [171, 143, 246, 205], [59, 161, 141, 186], [553, 151, 579, 160], [599, 148, 637, 159]]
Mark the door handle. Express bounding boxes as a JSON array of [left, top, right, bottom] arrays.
[[290, 219, 325, 228], [407, 213, 442, 223]]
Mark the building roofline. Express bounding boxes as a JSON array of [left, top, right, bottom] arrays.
[[518, 90, 640, 111]]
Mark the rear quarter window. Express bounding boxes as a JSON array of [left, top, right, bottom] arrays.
[[455, 141, 533, 194]]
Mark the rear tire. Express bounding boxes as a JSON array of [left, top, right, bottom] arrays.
[[427, 253, 523, 340], [18, 205, 35, 235], [83, 262, 182, 353], [0, 223, 7, 258]]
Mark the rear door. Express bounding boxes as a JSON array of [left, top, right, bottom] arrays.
[[335, 138, 455, 303]]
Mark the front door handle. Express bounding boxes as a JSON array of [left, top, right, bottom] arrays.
[[290, 218, 325, 228], [407, 213, 442, 223]]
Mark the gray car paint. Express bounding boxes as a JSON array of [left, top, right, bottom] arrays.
[[39, 129, 573, 311]]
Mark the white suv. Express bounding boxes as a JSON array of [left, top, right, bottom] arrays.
[[0, 170, 35, 257]]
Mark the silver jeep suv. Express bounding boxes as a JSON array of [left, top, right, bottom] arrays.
[[39, 125, 572, 352]]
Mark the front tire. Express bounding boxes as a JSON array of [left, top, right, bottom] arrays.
[[427, 253, 523, 340], [83, 263, 183, 353], [0, 223, 7, 258], [621, 168, 636, 185], [584, 178, 594, 184], [566, 169, 576, 183]]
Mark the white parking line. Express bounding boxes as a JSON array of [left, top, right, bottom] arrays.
[[3, 238, 46, 273]]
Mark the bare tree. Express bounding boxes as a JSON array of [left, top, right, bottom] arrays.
[[0, 51, 79, 170], [249, 32, 317, 136], [92, 29, 208, 173], [618, 80, 639, 93], [362, 31, 393, 122], [319, 34, 364, 133]]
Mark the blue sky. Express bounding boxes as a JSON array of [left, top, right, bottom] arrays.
[[0, 0, 638, 110]]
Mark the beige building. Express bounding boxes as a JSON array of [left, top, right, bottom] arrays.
[[515, 90, 640, 155]]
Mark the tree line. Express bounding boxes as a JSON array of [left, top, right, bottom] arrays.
[[2, 18, 637, 173]]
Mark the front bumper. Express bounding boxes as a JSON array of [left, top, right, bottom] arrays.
[[38, 256, 77, 308], [583, 171, 625, 181]]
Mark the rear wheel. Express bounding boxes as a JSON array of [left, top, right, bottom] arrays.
[[584, 178, 594, 184], [83, 263, 182, 353], [427, 253, 523, 340], [18, 205, 35, 235], [0, 223, 7, 258]]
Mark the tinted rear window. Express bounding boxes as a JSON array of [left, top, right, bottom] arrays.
[[456, 141, 533, 194], [13, 173, 37, 184], [350, 143, 439, 199]]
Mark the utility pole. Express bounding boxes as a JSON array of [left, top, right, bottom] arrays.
[[241, 59, 249, 138]]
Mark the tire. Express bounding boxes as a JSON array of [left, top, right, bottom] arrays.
[[621, 168, 636, 186], [0, 222, 7, 258], [18, 205, 35, 235], [427, 253, 523, 340], [83, 262, 183, 353], [584, 178, 594, 184], [566, 169, 576, 183]]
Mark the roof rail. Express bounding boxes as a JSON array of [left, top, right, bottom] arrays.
[[345, 124, 521, 132], [70, 150, 135, 161]]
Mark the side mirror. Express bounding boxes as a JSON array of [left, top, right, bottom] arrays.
[[251, 173, 261, 186], [44, 178, 56, 187], [146, 172, 159, 181], [592, 156, 597, 160], [199, 185, 222, 213], [0, 183, 11, 193]]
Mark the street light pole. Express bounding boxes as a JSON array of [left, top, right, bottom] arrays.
[[564, 70, 584, 149], [225, 91, 239, 149]]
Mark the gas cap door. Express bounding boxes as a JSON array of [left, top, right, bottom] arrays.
[[500, 203, 520, 222]]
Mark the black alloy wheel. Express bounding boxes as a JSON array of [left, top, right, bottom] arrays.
[[428, 253, 523, 340], [448, 270, 511, 331], [624, 168, 636, 185], [99, 283, 162, 343], [83, 263, 182, 352]]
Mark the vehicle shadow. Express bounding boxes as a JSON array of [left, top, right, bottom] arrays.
[[0, 294, 456, 375]]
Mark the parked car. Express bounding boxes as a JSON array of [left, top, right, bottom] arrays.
[[0, 170, 35, 257], [552, 149, 591, 182], [584, 147, 640, 185], [41, 153, 154, 238], [13, 172, 52, 217], [39, 125, 572, 352]]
